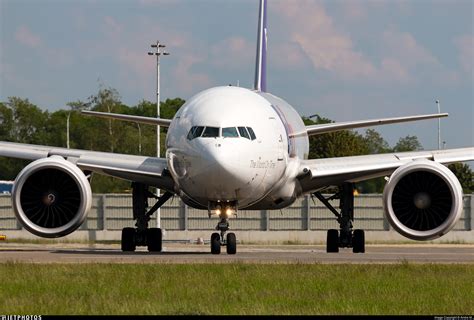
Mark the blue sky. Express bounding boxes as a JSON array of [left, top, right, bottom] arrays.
[[1, 0, 472, 151]]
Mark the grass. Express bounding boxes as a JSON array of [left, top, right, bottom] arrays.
[[0, 263, 472, 315]]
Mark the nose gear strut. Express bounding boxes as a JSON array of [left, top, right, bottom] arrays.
[[210, 217, 236, 255]]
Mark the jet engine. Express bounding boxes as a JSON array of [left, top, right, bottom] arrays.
[[383, 160, 463, 241], [12, 156, 92, 238]]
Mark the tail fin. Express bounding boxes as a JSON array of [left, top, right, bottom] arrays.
[[254, 0, 267, 92]]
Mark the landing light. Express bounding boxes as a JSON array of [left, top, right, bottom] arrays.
[[208, 201, 238, 218], [226, 208, 235, 216]]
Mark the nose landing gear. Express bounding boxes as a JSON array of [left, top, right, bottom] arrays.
[[210, 218, 237, 255], [208, 201, 238, 255]]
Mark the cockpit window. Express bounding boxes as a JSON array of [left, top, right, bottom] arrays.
[[238, 127, 250, 139], [202, 126, 220, 138], [222, 127, 239, 138], [187, 126, 204, 140], [187, 126, 196, 140], [247, 127, 257, 140], [188, 126, 254, 140]]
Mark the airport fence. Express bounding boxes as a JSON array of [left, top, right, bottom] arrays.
[[0, 194, 472, 232]]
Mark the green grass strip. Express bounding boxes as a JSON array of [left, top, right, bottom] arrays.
[[0, 262, 472, 315]]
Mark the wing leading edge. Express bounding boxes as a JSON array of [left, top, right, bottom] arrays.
[[296, 113, 448, 137], [81, 110, 172, 127], [298, 147, 474, 193], [0, 141, 174, 192]]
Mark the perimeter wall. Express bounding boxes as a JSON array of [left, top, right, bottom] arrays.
[[1, 194, 473, 243]]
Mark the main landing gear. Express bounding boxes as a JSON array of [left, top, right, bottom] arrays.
[[210, 217, 237, 255], [313, 182, 365, 253], [121, 182, 173, 252]]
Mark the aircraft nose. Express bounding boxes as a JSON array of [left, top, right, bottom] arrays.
[[205, 142, 243, 181], [193, 140, 249, 199]]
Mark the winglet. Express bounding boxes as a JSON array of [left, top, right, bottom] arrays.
[[254, 0, 267, 92]]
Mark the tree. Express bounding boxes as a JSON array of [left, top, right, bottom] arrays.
[[0, 98, 48, 180], [86, 85, 122, 152], [355, 130, 392, 193], [0, 102, 13, 141], [363, 129, 390, 154], [161, 98, 185, 119], [304, 115, 368, 159], [448, 163, 473, 193], [393, 135, 422, 152], [44, 110, 69, 148], [131, 98, 185, 156], [5, 97, 49, 144]]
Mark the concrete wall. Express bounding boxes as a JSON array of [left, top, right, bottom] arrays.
[[1, 194, 473, 243]]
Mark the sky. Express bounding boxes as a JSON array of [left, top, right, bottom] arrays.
[[1, 0, 473, 151]]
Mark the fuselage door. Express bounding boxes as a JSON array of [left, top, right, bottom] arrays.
[[268, 116, 285, 162]]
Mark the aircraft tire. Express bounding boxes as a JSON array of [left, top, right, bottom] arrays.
[[211, 232, 221, 254], [122, 227, 136, 252], [326, 229, 339, 253], [147, 228, 162, 252], [226, 233, 237, 254], [353, 229, 365, 253]]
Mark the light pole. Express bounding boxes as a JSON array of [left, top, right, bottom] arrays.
[[137, 123, 142, 154], [67, 112, 71, 149], [148, 40, 170, 229], [66, 103, 87, 149], [436, 100, 441, 150], [5, 103, 16, 141]]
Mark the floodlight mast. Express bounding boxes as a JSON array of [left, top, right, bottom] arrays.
[[436, 100, 441, 150], [148, 40, 170, 229]]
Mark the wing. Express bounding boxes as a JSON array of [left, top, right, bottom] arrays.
[[0, 141, 175, 192], [81, 110, 172, 127], [292, 113, 448, 137], [298, 147, 474, 193]]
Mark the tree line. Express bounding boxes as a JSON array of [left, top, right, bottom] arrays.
[[0, 86, 472, 193]]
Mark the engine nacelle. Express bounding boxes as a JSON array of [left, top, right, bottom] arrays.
[[383, 160, 463, 241], [12, 156, 92, 238]]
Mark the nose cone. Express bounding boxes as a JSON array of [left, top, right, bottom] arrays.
[[185, 139, 252, 200], [204, 142, 249, 198]]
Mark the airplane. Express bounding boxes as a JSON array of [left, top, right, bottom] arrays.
[[1, 0, 473, 255]]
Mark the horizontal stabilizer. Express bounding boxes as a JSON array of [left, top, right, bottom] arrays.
[[299, 113, 448, 137], [82, 110, 172, 127]]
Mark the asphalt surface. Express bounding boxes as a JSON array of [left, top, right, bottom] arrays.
[[0, 243, 473, 264]]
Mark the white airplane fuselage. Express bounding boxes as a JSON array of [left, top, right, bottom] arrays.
[[166, 86, 309, 210]]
